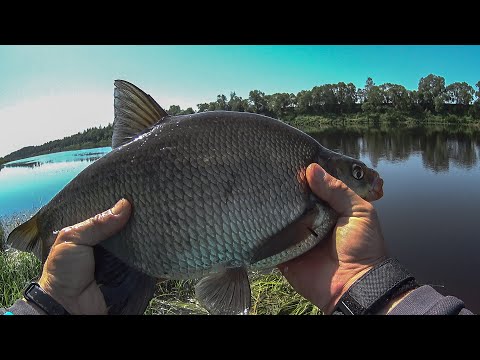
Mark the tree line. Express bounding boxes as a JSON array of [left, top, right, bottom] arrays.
[[1, 124, 113, 164], [1, 73, 479, 164], [187, 74, 480, 119]]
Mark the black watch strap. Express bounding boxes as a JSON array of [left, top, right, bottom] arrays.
[[23, 282, 70, 315], [333, 258, 419, 315]]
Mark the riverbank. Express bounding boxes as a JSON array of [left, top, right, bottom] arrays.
[[284, 113, 480, 133]]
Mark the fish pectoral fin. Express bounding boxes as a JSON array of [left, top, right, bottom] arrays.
[[112, 80, 169, 149], [250, 206, 320, 264], [6, 214, 46, 261], [195, 267, 251, 315], [94, 245, 158, 315]]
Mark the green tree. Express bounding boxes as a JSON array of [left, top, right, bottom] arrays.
[[445, 82, 475, 105], [248, 90, 268, 114], [206, 102, 215, 111], [417, 74, 446, 112], [470, 81, 480, 118], [180, 107, 195, 115], [474, 81, 480, 104], [335, 82, 357, 112], [197, 103, 209, 112], [215, 94, 229, 110], [434, 95, 445, 113], [311, 84, 337, 113], [168, 105, 182, 115], [228, 92, 248, 112], [296, 90, 313, 114], [356, 88, 366, 104], [267, 93, 296, 118], [362, 78, 384, 113], [365, 77, 374, 94], [384, 84, 410, 111]]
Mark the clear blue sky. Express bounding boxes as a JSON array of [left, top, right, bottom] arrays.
[[0, 45, 479, 157]]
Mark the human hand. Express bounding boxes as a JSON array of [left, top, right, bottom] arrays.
[[36, 199, 132, 315], [278, 164, 387, 314]]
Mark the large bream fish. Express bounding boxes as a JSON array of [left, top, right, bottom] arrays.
[[8, 80, 384, 315]]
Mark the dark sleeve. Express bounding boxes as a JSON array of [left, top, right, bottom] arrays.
[[1, 299, 46, 315], [388, 285, 474, 315]]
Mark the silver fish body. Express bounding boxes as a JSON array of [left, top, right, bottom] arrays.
[[40, 111, 337, 278]]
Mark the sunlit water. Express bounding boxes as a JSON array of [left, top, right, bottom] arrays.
[[0, 147, 111, 218], [1, 124, 479, 313]]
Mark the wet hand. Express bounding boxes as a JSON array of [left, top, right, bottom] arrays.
[[278, 164, 387, 314], [37, 199, 131, 315]]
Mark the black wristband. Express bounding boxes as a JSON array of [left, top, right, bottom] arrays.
[[333, 258, 419, 315], [23, 283, 70, 315]]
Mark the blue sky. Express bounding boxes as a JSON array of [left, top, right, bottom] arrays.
[[0, 45, 479, 157]]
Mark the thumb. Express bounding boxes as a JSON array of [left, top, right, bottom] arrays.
[[54, 199, 132, 247], [306, 163, 364, 217]]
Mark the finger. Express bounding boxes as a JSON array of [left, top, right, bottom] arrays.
[[54, 199, 132, 247], [306, 163, 364, 216]]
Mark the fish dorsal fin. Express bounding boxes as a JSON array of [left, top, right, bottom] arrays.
[[195, 267, 251, 315], [112, 80, 168, 149]]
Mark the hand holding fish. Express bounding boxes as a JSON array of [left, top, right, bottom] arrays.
[[37, 199, 132, 315], [278, 163, 388, 314]]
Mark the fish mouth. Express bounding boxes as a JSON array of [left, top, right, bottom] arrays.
[[366, 173, 384, 201]]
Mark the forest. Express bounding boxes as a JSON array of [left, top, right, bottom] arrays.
[[1, 124, 113, 165], [1, 73, 479, 165]]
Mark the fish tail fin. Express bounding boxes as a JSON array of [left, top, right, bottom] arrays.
[[7, 214, 45, 261], [94, 245, 159, 315]]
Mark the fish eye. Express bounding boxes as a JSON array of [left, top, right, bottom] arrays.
[[352, 164, 364, 180]]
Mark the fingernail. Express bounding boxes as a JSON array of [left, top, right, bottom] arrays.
[[111, 199, 125, 215], [312, 165, 326, 181]]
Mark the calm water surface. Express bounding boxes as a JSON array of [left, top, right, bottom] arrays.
[[0, 124, 479, 313], [310, 124, 480, 313], [0, 147, 111, 217]]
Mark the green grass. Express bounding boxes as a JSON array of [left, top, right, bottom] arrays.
[[144, 271, 322, 315], [1, 215, 43, 308], [0, 220, 320, 315], [0, 250, 42, 308]]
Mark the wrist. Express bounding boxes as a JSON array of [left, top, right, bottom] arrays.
[[38, 276, 66, 310], [324, 266, 376, 314], [23, 282, 70, 315], [324, 257, 388, 314], [331, 258, 419, 315]]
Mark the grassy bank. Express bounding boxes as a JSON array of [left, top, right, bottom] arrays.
[[0, 220, 319, 315]]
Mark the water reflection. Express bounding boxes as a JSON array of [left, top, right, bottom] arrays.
[[310, 123, 480, 172], [4, 156, 101, 169]]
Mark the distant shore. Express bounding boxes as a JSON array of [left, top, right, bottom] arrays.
[[1, 112, 479, 166]]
